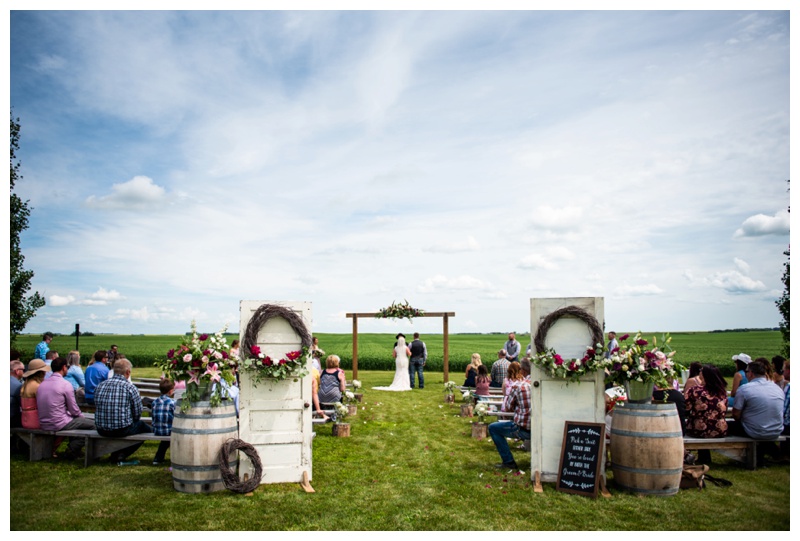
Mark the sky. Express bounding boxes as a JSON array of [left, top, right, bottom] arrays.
[[4, 4, 794, 338]]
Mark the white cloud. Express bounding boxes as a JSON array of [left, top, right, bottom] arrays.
[[706, 271, 767, 294], [424, 236, 480, 253], [734, 209, 790, 237], [529, 206, 584, 232], [614, 284, 665, 297], [518, 246, 575, 270], [49, 295, 76, 307], [417, 274, 496, 293], [85, 176, 167, 209], [733, 258, 750, 275], [89, 287, 125, 302]]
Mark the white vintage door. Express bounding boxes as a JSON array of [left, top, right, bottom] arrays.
[[529, 297, 607, 483], [238, 300, 313, 485]]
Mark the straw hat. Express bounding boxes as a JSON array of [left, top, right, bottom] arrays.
[[23, 359, 51, 378]]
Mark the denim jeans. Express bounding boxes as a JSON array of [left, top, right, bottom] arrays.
[[409, 358, 425, 389], [488, 421, 530, 465]]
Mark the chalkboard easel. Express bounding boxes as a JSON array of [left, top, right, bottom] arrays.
[[556, 421, 608, 498]]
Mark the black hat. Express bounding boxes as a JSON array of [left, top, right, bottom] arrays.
[[396, 333, 406, 339]]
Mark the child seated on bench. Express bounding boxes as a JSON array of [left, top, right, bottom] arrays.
[[151, 379, 175, 465]]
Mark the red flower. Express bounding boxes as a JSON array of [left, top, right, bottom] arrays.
[[250, 345, 261, 356], [586, 348, 595, 356], [167, 349, 175, 359], [620, 334, 629, 341], [199, 333, 209, 341], [279, 358, 287, 365], [635, 339, 648, 346], [221, 351, 229, 359], [286, 350, 302, 361], [262, 356, 273, 366], [554, 354, 564, 366]]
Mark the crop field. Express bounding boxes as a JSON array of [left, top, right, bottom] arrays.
[[14, 330, 783, 377]]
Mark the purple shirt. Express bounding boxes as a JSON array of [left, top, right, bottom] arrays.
[[36, 372, 84, 431]]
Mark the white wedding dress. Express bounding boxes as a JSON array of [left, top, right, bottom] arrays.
[[373, 337, 412, 391]]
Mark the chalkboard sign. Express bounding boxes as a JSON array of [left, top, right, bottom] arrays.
[[556, 421, 606, 498]]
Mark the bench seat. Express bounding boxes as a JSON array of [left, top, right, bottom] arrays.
[[683, 435, 787, 470]]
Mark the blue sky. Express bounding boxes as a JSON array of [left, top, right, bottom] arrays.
[[5, 6, 793, 336]]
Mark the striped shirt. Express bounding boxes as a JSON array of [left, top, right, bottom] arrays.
[[94, 375, 143, 431]]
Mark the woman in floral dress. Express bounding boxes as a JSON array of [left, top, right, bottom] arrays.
[[685, 364, 728, 464]]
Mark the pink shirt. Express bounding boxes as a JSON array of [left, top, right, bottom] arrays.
[[36, 373, 84, 431]]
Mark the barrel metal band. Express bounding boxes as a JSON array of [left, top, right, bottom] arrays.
[[171, 425, 239, 435], [611, 428, 683, 438], [614, 482, 680, 496], [617, 409, 677, 417], [175, 411, 238, 420], [611, 462, 683, 475], [174, 478, 226, 486], [172, 460, 238, 472]]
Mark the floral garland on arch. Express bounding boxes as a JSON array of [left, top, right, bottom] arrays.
[[375, 300, 424, 321], [155, 320, 236, 411], [239, 303, 313, 386]]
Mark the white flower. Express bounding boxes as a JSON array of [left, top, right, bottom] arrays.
[[183, 354, 193, 362], [352, 380, 362, 389], [345, 391, 355, 400]]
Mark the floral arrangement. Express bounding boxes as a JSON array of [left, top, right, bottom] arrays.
[[444, 381, 458, 395], [532, 343, 611, 383], [239, 344, 309, 385], [473, 401, 490, 423], [333, 401, 349, 423], [461, 390, 473, 403], [155, 321, 236, 411], [343, 390, 357, 405], [352, 380, 362, 391], [605, 332, 682, 389], [375, 299, 424, 321]]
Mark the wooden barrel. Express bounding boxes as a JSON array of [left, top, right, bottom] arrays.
[[171, 400, 239, 493], [610, 401, 684, 496]]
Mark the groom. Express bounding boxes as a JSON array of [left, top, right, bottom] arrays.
[[408, 332, 427, 389]]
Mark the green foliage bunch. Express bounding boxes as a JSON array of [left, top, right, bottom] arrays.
[[9, 113, 45, 344]]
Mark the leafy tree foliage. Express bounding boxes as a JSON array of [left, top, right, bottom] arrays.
[[776, 246, 789, 357], [10, 113, 45, 344]]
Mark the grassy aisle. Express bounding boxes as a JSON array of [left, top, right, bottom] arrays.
[[9, 370, 790, 530]]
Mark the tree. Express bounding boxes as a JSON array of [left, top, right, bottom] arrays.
[[775, 180, 790, 357], [10, 113, 45, 344]]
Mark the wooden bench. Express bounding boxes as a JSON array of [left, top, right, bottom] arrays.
[[684, 435, 788, 470], [11, 427, 169, 467], [460, 386, 504, 395]]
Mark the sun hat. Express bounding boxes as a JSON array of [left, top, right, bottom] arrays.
[[732, 353, 752, 365], [23, 359, 51, 378]]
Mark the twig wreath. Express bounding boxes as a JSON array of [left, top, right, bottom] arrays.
[[531, 305, 610, 382], [219, 438, 262, 494], [240, 304, 312, 384]]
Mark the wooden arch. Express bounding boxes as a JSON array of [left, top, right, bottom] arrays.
[[344, 312, 456, 381]]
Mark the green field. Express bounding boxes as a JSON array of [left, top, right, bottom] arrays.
[[14, 330, 784, 377]]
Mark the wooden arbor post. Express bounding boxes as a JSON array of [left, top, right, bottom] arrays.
[[344, 312, 455, 381]]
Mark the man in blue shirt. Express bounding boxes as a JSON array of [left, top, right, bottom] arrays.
[[730, 359, 785, 466], [83, 350, 110, 404], [34, 332, 53, 360]]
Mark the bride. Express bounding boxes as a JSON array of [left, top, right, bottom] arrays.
[[373, 334, 412, 391]]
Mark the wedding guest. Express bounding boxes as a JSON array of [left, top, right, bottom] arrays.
[[464, 353, 482, 388], [503, 361, 524, 396], [37, 357, 95, 459], [729, 353, 752, 407], [106, 344, 118, 362], [34, 332, 54, 361], [310, 336, 325, 372], [63, 350, 86, 402], [151, 378, 175, 465], [772, 356, 788, 391], [84, 350, 110, 404], [780, 359, 790, 459], [490, 350, 510, 388], [504, 333, 521, 363], [685, 364, 729, 465], [10, 359, 25, 428], [229, 340, 240, 360], [474, 365, 491, 400], [21, 360, 50, 429], [683, 362, 704, 396], [756, 356, 775, 383], [488, 358, 531, 471], [605, 331, 618, 358], [729, 359, 784, 466], [318, 355, 346, 406]]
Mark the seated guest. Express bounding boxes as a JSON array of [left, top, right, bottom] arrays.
[[756, 356, 775, 383], [683, 362, 703, 397], [11, 358, 25, 428], [729, 359, 785, 466], [63, 350, 86, 402], [488, 358, 532, 471], [490, 350, 510, 388], [653, 378, 687, 435], [464, 353, 482, 388], [43, 351, 58, 379], [503, 361, 523, 396], [780, 359, 790, 459], [729, 353, 752, 407], [21, 360, 50, 429], [474, 365, 491, 400], [83, 350, 110, 404], [772, 355, 787, 391], [94, 359, 152, 465], [36, 357, 96, 459], [151, 378, 175, 465], [310, 361, 327, 420], [318, 355, 346, 406], [685, 364, 729, 464]]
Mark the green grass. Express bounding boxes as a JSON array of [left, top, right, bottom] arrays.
[[9, 368, 790, 531], [13, 330, 784, 377]]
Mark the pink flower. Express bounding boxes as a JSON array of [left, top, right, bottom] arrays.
[[554, 354, 564, 366], [204, 365, 221, 383], [188, 370, 201, 385], [183, 353, 193, 363], [167, 349, 175, 359]]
